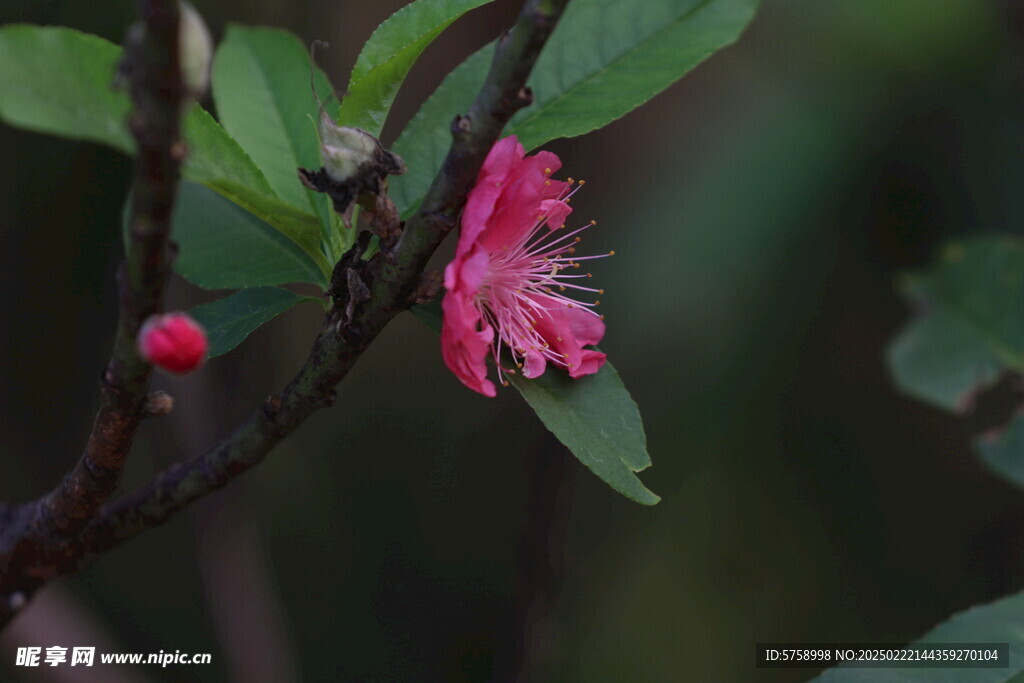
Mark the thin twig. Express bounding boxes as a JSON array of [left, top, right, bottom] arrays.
[[0, 0, 570, 627], [0, 0, 184, 616]]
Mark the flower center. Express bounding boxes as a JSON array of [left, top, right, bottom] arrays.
[[474, 180, 611, 384]]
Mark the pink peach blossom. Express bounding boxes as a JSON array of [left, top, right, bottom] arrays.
[[441, 136, 609, 397]]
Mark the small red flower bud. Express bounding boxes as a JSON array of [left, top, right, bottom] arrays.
[[138, 313, 208, 374]]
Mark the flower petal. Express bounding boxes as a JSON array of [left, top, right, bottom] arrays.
[[562, 304, 605, 346], [540, 198, 572, 231], [569, 348, 606, 378], [522, 349, 547, 379], [441, 290, 496, 397], [441, 247, 497, 397], [530, 300, 606, 377]]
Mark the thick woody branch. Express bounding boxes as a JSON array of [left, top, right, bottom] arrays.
[[0, 0, 184, 612], [0, 0, 569, 627]]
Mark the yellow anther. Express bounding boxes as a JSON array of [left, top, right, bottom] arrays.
[[594, 301, 601, 306], [567, 303, 574, 308], [608, 250, 615, 256], [544, 180, 551, 186], [559, 285, 566, 291], [573, 263, 580, 269], [586, 273, 592, 278], [502, 380, 510, 387], [544, 168, 552, 175], [578, 179, 586, 185], [598, 289, 605, 295], [599, 314, 606, 320], [574, 237, 581, 243], [567, 247, 576, 254], [556, 336, 563, 342], [590, 220, 597, 225]]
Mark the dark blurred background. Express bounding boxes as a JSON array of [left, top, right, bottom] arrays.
[[2, 0, 1024, 680]]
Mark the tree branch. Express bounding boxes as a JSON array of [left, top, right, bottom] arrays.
[[0, 0, 184, 610], [0, 0, 569, 627]]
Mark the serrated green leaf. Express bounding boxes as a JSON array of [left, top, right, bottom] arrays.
[[0, 25, 133, 152], [509, 0, 760, 150], [180, 105, 276, 197], [390, 0, 759, 215], [887, 237, 1024, 413], [508, 363, 659, 505], [173, 182, 325, 289], [812, 589, 1024, 681], [191, 287, 319, 358], [337, 0, 495, 136], [211, 25, 335, 222]]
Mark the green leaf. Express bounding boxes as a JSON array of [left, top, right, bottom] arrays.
[[411, 299, 443, 332], [180, 105, 277, 198], [0, 25, 334, 271], [887, 236, 1024, 492], [0, 26, 277, 196], [191, 287, 319, 358], [211, 25, 335, 219], [173, 182, 326, 289], [508, 0, 760, 150], [887, 237, 1024, 413], [337, 0, 495, 136], [812, 589, 1024, 681], [411, 296, 659, 505], [509, 363, 659, 505], [390, 0, 760, 215], [0, 25, 133, 152], [203, 178, 333, 278], [411, 298, 657, 504]]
